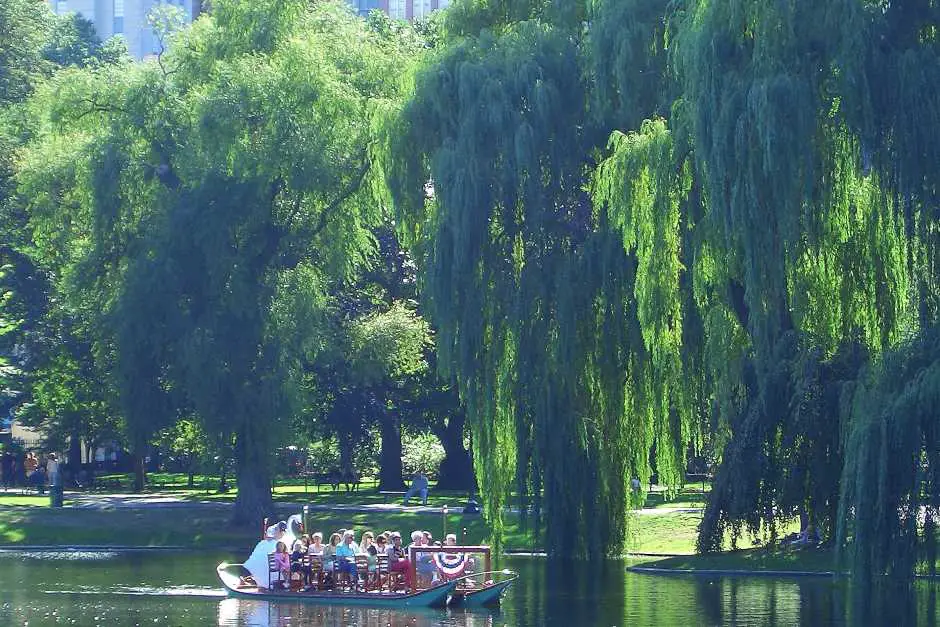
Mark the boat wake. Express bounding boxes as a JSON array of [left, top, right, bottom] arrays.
[[44, 585, 226, 598]]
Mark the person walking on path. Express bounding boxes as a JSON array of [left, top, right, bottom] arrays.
[[403, 471, 429, 506], [46, 453, 60, 487], [0, 448, 12, 489]]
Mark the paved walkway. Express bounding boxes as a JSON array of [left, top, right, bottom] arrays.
[[1, 487, 703, 515], [58, 491, 453, 514]]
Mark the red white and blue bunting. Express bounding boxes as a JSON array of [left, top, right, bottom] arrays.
[[433, 552, 468, 577]]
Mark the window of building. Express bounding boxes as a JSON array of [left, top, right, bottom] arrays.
[[414, 0, 435, 19], [113, 0, 124, 34], [388, 0, 406, 20]]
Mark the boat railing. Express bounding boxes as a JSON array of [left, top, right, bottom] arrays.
[[407, 545, 493, 593]]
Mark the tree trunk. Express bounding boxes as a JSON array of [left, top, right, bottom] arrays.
[[68, 429, 82, 469], [232, 420, 274, 526], [338, 429, 354, 475], [434, 411, 476, 491], [378, 414, 405, 491], [132, 451, 145, 493], [218, 463, 229, 493]]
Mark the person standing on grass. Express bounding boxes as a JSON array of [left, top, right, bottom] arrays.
[[24, 452, 38, 482], [403, 471, 429, 506], [0, 448, 11, 489], [46, 453, 60, 487]]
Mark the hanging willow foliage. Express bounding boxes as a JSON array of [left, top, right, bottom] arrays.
[[382, 0, 940, 570], [381, 13, 699, 556], [838, 327, 940, 580]]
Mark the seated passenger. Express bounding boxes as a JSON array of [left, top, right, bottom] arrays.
[[360, 531, 378, 579], [375, 533, 388, 558], [403, 471, 429, 506], [412, 531, 438, 585], [273, 541, 290, 586], [322, 532, 340, 588], [387, 531, 412, 590], [335, 530, 360, 590], [307, 532, 324, 555], [290, 540, 308, 585]]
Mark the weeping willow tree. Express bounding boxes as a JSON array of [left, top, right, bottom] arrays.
[[379, 0, 706, 557], [389, 0, 939, 561], [831, 0, 940, 581]]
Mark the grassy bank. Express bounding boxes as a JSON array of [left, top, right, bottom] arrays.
[[628, 547, 836, 574], [0, 482, 834, 574], [0, 504, 519, 550]]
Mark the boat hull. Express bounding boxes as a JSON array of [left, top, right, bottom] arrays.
[[450, 578, 514, 607], [217, 563, 455, 608]]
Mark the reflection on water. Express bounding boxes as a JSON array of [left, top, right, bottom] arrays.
[[0, 550, 939, 625], [217, 598, 496, 627]]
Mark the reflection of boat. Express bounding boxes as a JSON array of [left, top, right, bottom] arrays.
[[217, 597, 498, 627], [217, 563, 456, 608], [409, 546, 517, 607]]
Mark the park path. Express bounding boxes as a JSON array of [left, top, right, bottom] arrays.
[[58, 491, 703, 515], [1, 487, 703, 515], [61, 491, 450, 514]]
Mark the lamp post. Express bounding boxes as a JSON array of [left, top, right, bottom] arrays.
[[303, 504, 309, 535], [442, 504, 448, 541]]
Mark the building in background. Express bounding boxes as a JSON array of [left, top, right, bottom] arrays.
[[46, 0, 445, 61], [348, 0, 450, 20], [47, 0, 201, 60]]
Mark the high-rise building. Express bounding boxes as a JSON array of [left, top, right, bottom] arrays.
[[47, 0, 446, 60], [349, 0, 449, 19], [46, 0, 201, 60]]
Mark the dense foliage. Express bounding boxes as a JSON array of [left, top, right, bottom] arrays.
[[13, 0, 425, 522], [381, 0, 940, 571], [3, 0, 939, 580]]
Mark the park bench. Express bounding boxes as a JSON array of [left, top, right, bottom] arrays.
[[378, 490, 406, 503], [311, 470, 360, 493]]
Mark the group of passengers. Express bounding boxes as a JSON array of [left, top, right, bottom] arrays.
[[272, 528, 457, 592]]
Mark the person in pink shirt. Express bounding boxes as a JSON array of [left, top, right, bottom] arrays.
[[273, 541, 290, 585]]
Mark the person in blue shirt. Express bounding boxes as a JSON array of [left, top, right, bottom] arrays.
[[403, 472, 429, 506], [334, 530, 360, 590]]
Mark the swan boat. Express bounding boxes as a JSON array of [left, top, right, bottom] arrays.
[[220, 515, 517, 608], [217, 562, 458, 608]]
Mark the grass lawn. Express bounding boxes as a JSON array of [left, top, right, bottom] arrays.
[[628, 512, 704, 554], [0, 505, 520, 550], [0, 474, 834, 574], [0, 494, 74, 507], [628, 546, 836, 573]]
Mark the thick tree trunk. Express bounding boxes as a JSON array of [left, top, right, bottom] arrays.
[[434, 412, 476, 491], [232, 421, 274, 526], [378, 414, 405, 491], [68, 429, 82, 470], [338, 429, 354, 475]]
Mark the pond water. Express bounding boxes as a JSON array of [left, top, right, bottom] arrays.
[[0, 550, 937, 626]]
